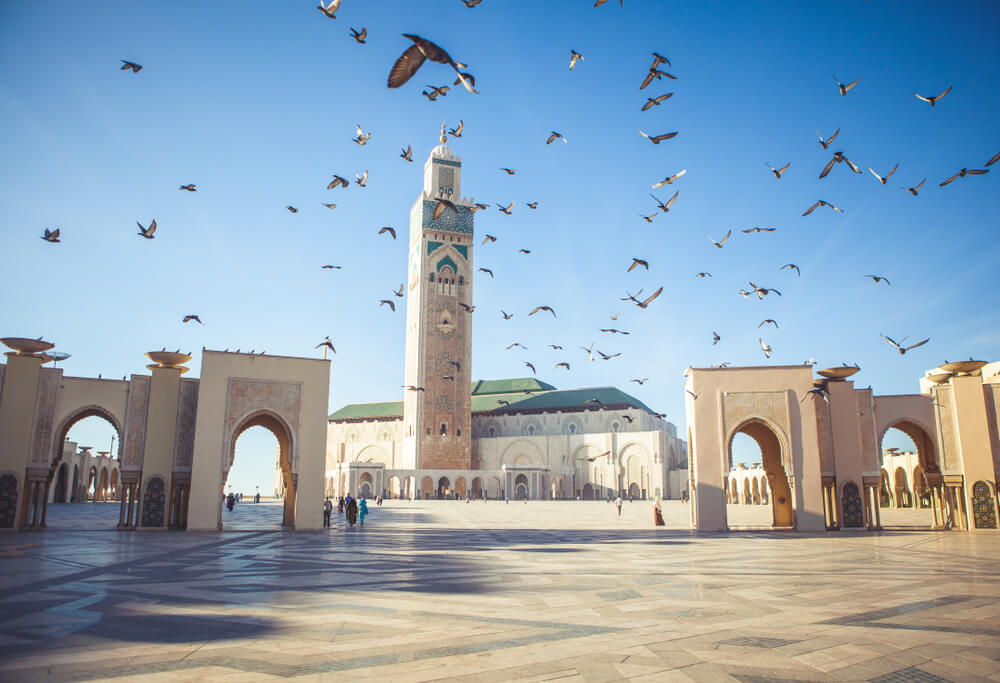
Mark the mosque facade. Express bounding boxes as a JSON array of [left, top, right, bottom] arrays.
[[325, 139, 689, 501]]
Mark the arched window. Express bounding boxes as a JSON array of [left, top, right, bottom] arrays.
[[456, 428, 461, 436], [568, 424, 577, 434], [429, 273, 435, 282], [440, 423, 447, 435], [527, 425, 536, 436], [488, 426, 496, 437], [612, 422, 620, 432]]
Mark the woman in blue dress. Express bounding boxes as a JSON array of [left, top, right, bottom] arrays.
[[359, 497, 368, 526]]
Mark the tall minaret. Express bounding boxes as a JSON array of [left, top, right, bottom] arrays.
[[401, 126, 475, 472]]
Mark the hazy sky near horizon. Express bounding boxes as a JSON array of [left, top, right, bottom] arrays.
[[3, 1, 997, 495]]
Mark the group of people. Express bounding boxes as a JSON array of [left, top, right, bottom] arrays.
[[224, 490, 262, 512], [323, 494, 370, 528]]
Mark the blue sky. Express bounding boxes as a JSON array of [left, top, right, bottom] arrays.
[[3, 1, 998, 494]]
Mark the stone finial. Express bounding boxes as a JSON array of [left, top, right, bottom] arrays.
[[440, 121, 447, 144]]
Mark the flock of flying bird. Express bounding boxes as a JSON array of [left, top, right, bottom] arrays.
[[30, 2, 999, 417]]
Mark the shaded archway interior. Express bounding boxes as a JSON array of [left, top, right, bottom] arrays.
[[728, 420, 793, 528], [228, 412, 295, 528]]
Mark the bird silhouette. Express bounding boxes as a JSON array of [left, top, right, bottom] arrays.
[[529, 306, 556, 317], [526, 202, 538, 209], [758, 319, 778, 329], [433, 198, 458, 220], [759, 338, 772, 358], [881, 334, 929, 355], [940, 168, 989, 186], [448, 120, 464, 137], [41, 228, 60, 243], [833, 75, 860, 96], [497, 201, 515, 215], [765, 162, 790, 179], [120, 59, 142, 73], [708, 230, 731, 248], [378, 226, 396, 239], [179, 184, 196, 192], [388, 34, 477, 94], [349, 27, 367, 43], [286, 206, 298, 213], [379, 299, 396, 311], [641, 93, 673, 111], [501, 310, 513, 319], [524, 361, 536, 374], [546, 131, 567, 144], [652, 169, 686, 187], [321, 264, 342, 269], [355, 170, 368, 186], [865, 274, 891, 286], [816, 128, 840, 149], [914, 86, 951, 106], [353, 124, 371, 145], [781, 264, 800, 276], [316, 338, 336, 353], [819, 151, 862, 178], [137, 220, 157, 239], [639, 130, 678, 144], [555, 362, 571, 370], [712, 332, 721, 345], [650, 191, 679, 213], [400, 145, 413, 162], [628, 258, 649, 272], [902, 179, 926, 196], [869, 163, 898, 184], [802, 200, 843, 216], [182, 315, 203, 325], [569, 50, 584, 70], [316, 0, 340, 18], [478, 267, 494, 278], [694, 272, 711, 279]]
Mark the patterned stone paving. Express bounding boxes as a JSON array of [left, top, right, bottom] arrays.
[[1, 500, 997, 681]]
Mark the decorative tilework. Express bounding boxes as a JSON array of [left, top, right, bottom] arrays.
[[841, 481, 864, 527], [141, 476, 166, 528], [422, 200, 473, 234], [973, 480, 997, 529], [0, 473, 17, 528]]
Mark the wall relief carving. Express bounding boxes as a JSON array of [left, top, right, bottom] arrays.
[[30, 369, 62, 466], [224, 378, 302, 469], [122, 375, 151, 471], [173, 379, 199, 470]]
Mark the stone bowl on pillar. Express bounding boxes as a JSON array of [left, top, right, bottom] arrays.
[[939, 360, 987, 375], [816, 366, 859, 380], [145, 350, 192, 374], [1, 337, 55, 356]]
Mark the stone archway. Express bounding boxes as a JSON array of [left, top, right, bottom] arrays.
[[514, 474, 529, 500], [728, 419, 793, 528], [437, 477, 450, 500], [359, 472, 374, 499], [455, 476, 467, 499], [225, 411, 295, 528], [387, 475, 401, 498], [582, 483, 594, 500], [893, 467, 911, 508], [471, 476, 483, 499], [421, 476, 433, 499], [53, 463, 69, 503]]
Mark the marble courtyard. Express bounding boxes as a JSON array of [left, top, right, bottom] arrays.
[[1, 501, 999, 682]]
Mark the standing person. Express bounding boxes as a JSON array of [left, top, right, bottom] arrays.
[[359, 497, 368, 526], [323, 497, 333, 528], [345, 493, 358, 527], [615, 495, 623, 516], [338, 496, 344, 515], [652, 496, 665, 526]]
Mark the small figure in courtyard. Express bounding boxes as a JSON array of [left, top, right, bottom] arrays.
[[653, 496, 665, 526], [254, 492, 260, 504], [226, 492, 235, 512], [681, 489, 689, 503], [345, 493, 358, 526], [359, 497, 368, 525], [628, 493, 633, 503], [615, 495, 623, 516], [338, 496, 345, 515], [323, 496, 332, 528]]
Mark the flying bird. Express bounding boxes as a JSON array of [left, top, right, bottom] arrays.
[[120, 59, 142, 73], [742, 226, 776, 233], [652, 169, 686, 187], [393, 284, 404, 297], [328, 175, 349, 189], [316, 337, 336, 354], [442, 375, 455, 381], [881, 334, 929, 355], [599, 329, 629, 335], [639, 130, 678, 144], [986, 151, 1000, 167], [940, 168, 989, 186], [576, 449, 611, 462], [499, 168, 516, 175], [865, 274, 891, 286], [550, 344, 564, 350], [41, 228, 60, 243], [902, 179, 926, 196], [449, 360, 462, 370], [766, 162, 790, 179], [497, 399, 509, 407], [286, 206, 298, 213], [635, 287, 663, 308], [526, 202, 538, 209], [501, 310, 513, 319], [380, 299, 396, 311], [321, 264, 341, 269], [497, 201, 515, 215], [378, 226, 396, 239], [401, 145, 413, 161], [640, 68, 676, 90], [641, 93, 673, 111], [478, 267, 494, 278], [555, 362, 570, 370], [585, 397, 604, 405], [816, 128, 840, 150], [708, 230, 731, 248], [621, 415, 634, 424], [179, 184, 196, 192], [914, 86, 952, 106], [569, 50, 584, 71], [316, 0, 340, 18], [781, 264, 800, 275], [712, 332, 720, 345], [546, 131, 567, 144], [800, 386, 830, 404], [459, 302, 475, 312], [580, 343, 595, 362], [640, 213, 657, 223], [483, 234, 497, 244], [749, 282, 781, 299], [650, 191, 678, 212], [322, 203, 337, 209], [354, 124, 372, 145], [686, 390, 701, 400], [631, 378, 650, 385], [448, 120, 464, 137], [137, 219, 157, 238], [349, 27, 367, 43], [758, 319, 778, 329], [355, 170, 368, 186], [650, 52, 670, 68], [463, 0, 482, 6], [759, 338, 772, 359], [694, 272, 711, 279], [833, 75, 860, 96], [802, 200, 843, 216], [529, 305, 556, 317], [524, 361, 536, 375], [506, 342, 527, 350], [819, 151, 862, 178], [433, 198, 458, 220], [405, 385, 426, 392], [387, 34, 478, 93], [628, 258, 649, 272], [182, 315, 203, 325], [425, 84, 449, 98], [869, 163, 898, 184], [471, 202, 488, 212]]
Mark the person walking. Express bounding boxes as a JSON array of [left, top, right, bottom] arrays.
[[652, 496, 665, 526], [359, 497, 368, 526], [338, 496, 344, 515], [345, 493, 358, 527], [323, 497, 333, 528], [615, 495, 623, 516]]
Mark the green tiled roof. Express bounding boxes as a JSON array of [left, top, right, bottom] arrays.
[[471, 377, 556, 395], [328, 400, 403, 420], [329, 379, 656, 421]]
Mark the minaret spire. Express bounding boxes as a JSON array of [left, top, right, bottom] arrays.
[[440, 120, 447, 144]]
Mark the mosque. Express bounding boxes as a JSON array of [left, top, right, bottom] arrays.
[[323, 134, 689, 502], [1, 139, 998, 533]]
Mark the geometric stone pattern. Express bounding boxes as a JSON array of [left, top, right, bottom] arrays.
[[841, 481, 864, 527], [933, 387, 959, 472], [723, 390, 791, 470], [172, 379, 199, 470], [972, 480, 997, 529], [29, 369, 61, 466], [122, 375, 151, 470], [2, 501, 999, 682]]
